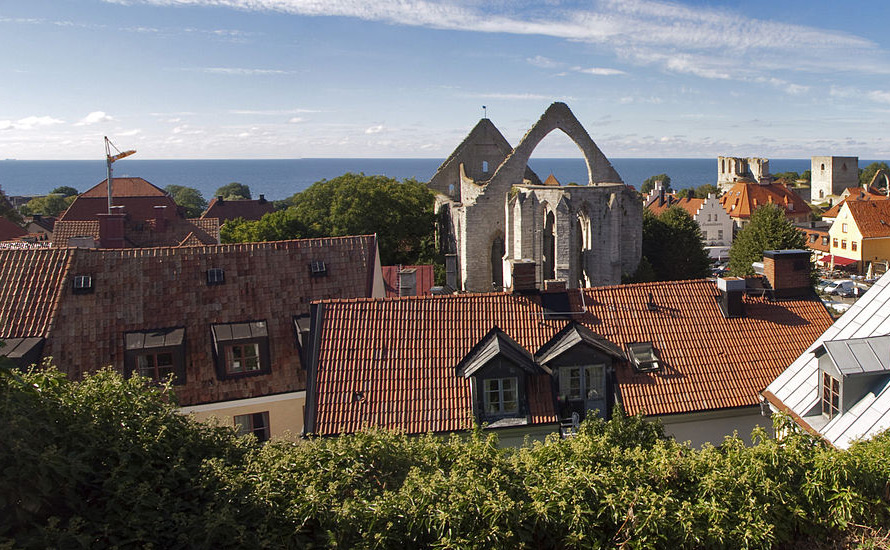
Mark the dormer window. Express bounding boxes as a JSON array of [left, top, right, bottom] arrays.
[[207, 268, 225, 285], [124, 328, 186, 385], [310, 260, 327, 277], [814, 335, 890, 419], [627, 342, 661, 372], [72, 275, 93, 294], [822, 372, 840, 418], [211, 321, 271, 379], [484, 377, 518, 414]]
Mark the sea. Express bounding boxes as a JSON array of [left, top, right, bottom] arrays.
[[0, 158, 856, 201]]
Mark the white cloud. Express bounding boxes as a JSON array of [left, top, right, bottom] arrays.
[[527, 55, 562, 69], [201, 67, 292, 75], [464, 92, 553, 100], [288, 117, 305, 123], [868, 90, 890, 104], [0, 115, 65, 131], [574, 66, 626, 76], [118, 128, 142, 136], [76, 111, 114, 125], [365, 125, 384, 134]]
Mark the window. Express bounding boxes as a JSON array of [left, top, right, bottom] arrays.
[[810, 234, 817, 243], [852, 241, 858, 252], [822, 372, 840, 418], [559, 365, 605, 400], [211, 321, 271, 379], [225, 343, 261, 374], [842, 223, 848, 233], [234, 412, 270, 442], [627, 342, 661, 372], [841, 240, 847, 250], [822, 236, 829, 246], [72, 274, 93, 294], [207, 268, 225, 285], [833, 238, 838, 248], [483, 377, 518, 415], [310, 260, 327, 277], [482, 160, 489, 173], [125, 328, 186, 384], [718, 229, 724, 241]]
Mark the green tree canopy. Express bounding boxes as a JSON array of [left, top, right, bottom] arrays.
[[640, 207, 711, 281], [50, 186, 79, 197], [641, 173, 672, 195], [19, 194, 75, 217], [0, 189, 23, 224], [860, 161, 890, 188], [728, 204, 807, 276], [165, 185, 208, 218], [222, 173, 438, 266], [214, 182, 252, 200], [801, 169, 812, 183], [773, 171, 800, 185]]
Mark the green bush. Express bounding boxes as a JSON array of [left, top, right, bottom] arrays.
[[2, 366, 890, 549]]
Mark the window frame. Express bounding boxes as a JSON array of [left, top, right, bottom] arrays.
[[559, 364, 606, 400], [124, 328, 186, 385], [822, 371, 841, 419], [211, 321, 271, 380], [852, 241, 858, 252], [234, 411, 270, 442], [482, 377, 519, 416]]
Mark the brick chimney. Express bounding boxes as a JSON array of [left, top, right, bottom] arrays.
[[97, 212, 126, 248], [717, 277, 745, 318], [763, 249, 811, 298], [510, 259, 537, 293]]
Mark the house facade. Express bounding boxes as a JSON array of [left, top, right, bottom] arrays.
[[430, 102, 641, 292], [827, 200, 890, 276], [0, 235, 384, 440], [645, 185, 734, 249], [763, 270, 890, 448], [304, 252, 832, 446]]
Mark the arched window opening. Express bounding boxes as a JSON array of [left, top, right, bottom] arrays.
[[490, 235, 504, 290], [543, 211, 556, 281]]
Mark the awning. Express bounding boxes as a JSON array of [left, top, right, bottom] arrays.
[[818, 254, 858, 266]]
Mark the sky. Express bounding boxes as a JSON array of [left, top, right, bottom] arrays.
[[1, 0, 889, 160]]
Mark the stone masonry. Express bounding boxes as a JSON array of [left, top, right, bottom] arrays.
[[430, 102, 642, 292], [811, 156, 859, 201]]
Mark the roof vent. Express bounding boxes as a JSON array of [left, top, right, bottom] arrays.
[[310, 260, 327, 277], [207, 268, 225, 285], [72, 275, 93, 294]]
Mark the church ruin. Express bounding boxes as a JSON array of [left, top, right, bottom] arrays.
[[429, 102, 641, 292]]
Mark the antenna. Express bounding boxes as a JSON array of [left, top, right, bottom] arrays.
[[104, 136, 136, 214], [482, 105, 487, 119]]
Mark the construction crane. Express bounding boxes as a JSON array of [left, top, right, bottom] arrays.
[[104, 136, 136, 214]]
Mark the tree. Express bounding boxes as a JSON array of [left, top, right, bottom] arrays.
[[859, 161, 890, 188], [222, 173, 438, 267], [165, 185, 208, 218], [50, 186, 78, 197], [0, 189, 22, 224], [214, 182, 252, 200], [801, 169, 811, 183], [641, 207, 710, 281], [19, 194, 75, 217], [641, 173, 672, 195], [773, 171, 801, 186], [728, 204, 807, 276]]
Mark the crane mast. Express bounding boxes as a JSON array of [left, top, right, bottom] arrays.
[[104, 136, 136, 214]]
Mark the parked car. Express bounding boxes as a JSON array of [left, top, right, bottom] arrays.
[[837, 283, 869, 298], [814, 279, 832, 293], [824, 280, 855, 296]]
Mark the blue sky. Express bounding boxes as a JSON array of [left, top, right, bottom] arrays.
[[1, 0, 889, 160]]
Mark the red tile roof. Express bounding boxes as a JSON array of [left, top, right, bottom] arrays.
[[845, 200, 890, 238], [201, 197, 275, 222], [3, 235, 380, 406], [382, 265, 436, 297], [52, 217, 220, 248], [719, 182, 809, 221], [308, 280, 832, 435], [0, 248, 73, 338], [0, 217, 26, 241], [822, 193, 890, 219], [60, 178, 181, 222], [645, 196, 704, 217]]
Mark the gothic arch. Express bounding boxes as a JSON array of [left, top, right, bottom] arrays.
[[488, 102, 622, 187], [868, 169, 890, 193], [488, 230, 505, 291]]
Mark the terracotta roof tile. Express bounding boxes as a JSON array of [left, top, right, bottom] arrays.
[[719, 182, 809, 220], [310, 280, 833, 435], [201, 198, 275, 222], [845, 200, 890, 238], [60, 178, 180, 222], [646, 196, 704, 217], [52, 217, 219, 248], [823, 193, 890, 219], [0, 248, 73, 338], [80, 177, 168, 198]]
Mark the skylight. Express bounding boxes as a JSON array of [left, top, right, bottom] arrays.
[[207, 268, 225, 285], [627, 342, 661, 372]]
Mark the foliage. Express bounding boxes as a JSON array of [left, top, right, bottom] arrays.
[[677, 183, 721, 199], [641, 173, 672, 195], [19, 194, 75, 217], [0, 188, 23, 224], [50, 186, 78, 197], [623, 256, 657, 283], [641, 207, 711, 281], [773, 171, 801, 185], [728, 204, 807, 276], [860, 161, 890, 188], [165, 184, 209, 218], [214, 182, 252, 200], [4, 367, 890, 549], [223, 173, 439, 267], [801, 169, 812, 183]]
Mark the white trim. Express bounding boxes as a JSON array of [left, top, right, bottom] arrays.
[[179, 391, 306, 414]]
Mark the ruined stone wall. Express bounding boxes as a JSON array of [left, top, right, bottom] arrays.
[[811, 156, 859, 201]]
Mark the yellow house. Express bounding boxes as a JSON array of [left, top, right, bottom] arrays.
[[830, 200, 890, 275]]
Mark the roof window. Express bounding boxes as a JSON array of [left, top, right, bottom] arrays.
[[310, 260, 327, 277], [207, 268, 225, 285], [627, 342, 661, 372], [72, 275, 93, 294]]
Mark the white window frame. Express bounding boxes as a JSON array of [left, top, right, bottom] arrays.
[[559, 364, 605, 400], [483, 377, 518, 415]]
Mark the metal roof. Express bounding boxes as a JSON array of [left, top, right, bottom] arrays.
[[820, 336, 890, 377]]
